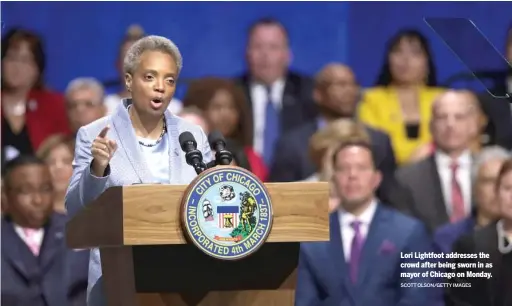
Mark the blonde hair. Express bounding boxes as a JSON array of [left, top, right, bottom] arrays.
[[309, 119, 371, 181], [36, 134, 75, 160]]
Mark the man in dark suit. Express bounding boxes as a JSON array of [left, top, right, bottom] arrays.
[[433, 146, 510, 253], [1, 155, 88, 306], [296, 141, 434, 306], [235, 17, 318, 166], [269, 63, 396, 183], [396, 90, 479, 232]]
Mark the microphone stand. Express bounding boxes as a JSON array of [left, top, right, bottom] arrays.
[[205, 149, 234, 170]]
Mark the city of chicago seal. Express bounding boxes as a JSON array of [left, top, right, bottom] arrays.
[[182, 166, 273, 260]]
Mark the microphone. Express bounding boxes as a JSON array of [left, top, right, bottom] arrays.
[[208, 130, 233, 166], [179, 132, 206, 174]]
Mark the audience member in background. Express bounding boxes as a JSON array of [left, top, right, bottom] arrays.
[[1, 28, 71, 165], [408, 90, 488, 163], [103, 25, 182, 115], [296, 141, 433, 306], [177, 106, 210, 134], [1, 155, 87, 306], [235, 17, 318, 166], [434, 146, 510, 253], [177, 106, 252, 171], [65, 78, 106, 135], [476, 23, 512, 150], [36, 135, 75, 213], [447, 158, 512, 306], [270, 63, 396, 184], [183, 77, 267, 181], [396, 90, 479, 232], [358, 29, 445, 165], [306, 119, 372, 212]]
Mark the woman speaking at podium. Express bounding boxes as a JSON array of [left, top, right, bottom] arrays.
[[65, 35, 212, 306]]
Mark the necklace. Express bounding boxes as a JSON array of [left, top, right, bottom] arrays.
[[138, 118, 167, 147], [127, 104, 167, 147]]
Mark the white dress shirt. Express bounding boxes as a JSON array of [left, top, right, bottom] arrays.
[[250, 79, 285, 155], [14, 225, 44, 251], [435, 150, 472, 216], [338, 200, 378, 262]]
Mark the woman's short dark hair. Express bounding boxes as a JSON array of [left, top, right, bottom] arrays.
[[375, 28, 438, 87], [183, 77, 253, 146], [1, 27, 46, 90]]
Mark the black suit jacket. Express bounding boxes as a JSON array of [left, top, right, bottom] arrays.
[[235, 71, 318, 145], [477, 91, 512, 150], [1, 213, 88, 306], [447, 222, 512, 306]]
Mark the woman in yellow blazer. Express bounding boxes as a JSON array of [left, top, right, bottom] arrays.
[[358, 29, 445, 165]]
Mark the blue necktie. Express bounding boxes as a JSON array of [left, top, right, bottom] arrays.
[[262, 87, 280, 166]]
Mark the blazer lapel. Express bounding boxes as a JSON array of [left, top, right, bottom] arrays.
[[358, 204, 389, 287], [164, 111, 182, 184], [39, 215, 65, 273], [111, 99, 154, 183], [329, 212, 356, 302], [1, 218, 36, 279]]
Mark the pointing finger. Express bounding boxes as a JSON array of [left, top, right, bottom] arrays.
[[98, 125, 110, 138]]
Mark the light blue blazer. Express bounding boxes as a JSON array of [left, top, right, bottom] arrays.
[[65, 99, 213, 306]]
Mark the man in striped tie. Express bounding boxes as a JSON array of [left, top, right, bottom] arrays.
[[295, 141, 435, 306], [1, 155, 87, 306]]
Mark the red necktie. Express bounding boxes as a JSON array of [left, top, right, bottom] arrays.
[[23, 228, 41, 256], [450, 162, 465, 222]]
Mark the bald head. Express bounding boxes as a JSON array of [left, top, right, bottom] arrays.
[[314, 63, 359, 118], [315, 63, 356, 86], [432, 90, 479, 116], [431, 90, 481, 154]]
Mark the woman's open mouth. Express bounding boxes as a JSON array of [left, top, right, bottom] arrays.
[[150, 97, 165, 109]]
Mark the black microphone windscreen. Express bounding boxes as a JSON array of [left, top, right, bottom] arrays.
[[208, 130, 225, 147], [179, 132, 197, 151]]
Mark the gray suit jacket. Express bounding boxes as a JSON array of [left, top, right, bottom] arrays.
[[395, 155, 451, 232], [65, 99, 212, 306]]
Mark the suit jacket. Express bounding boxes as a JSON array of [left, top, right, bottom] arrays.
[[65, 99, 213, 306], [296, 204, 435, 306], [447, 222, 512, 306], [395, 155, 458, 232], [477, 92, 512, 150], [1, 213, 82, 306], [269, 120, 396, 183], [433, 217, 475, 254], [235, 71, 318, 145]]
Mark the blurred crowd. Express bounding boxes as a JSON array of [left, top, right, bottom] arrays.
[[1, 17, 512, 306]]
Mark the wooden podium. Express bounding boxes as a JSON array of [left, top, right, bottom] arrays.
[[66, 181, 329, 306]]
